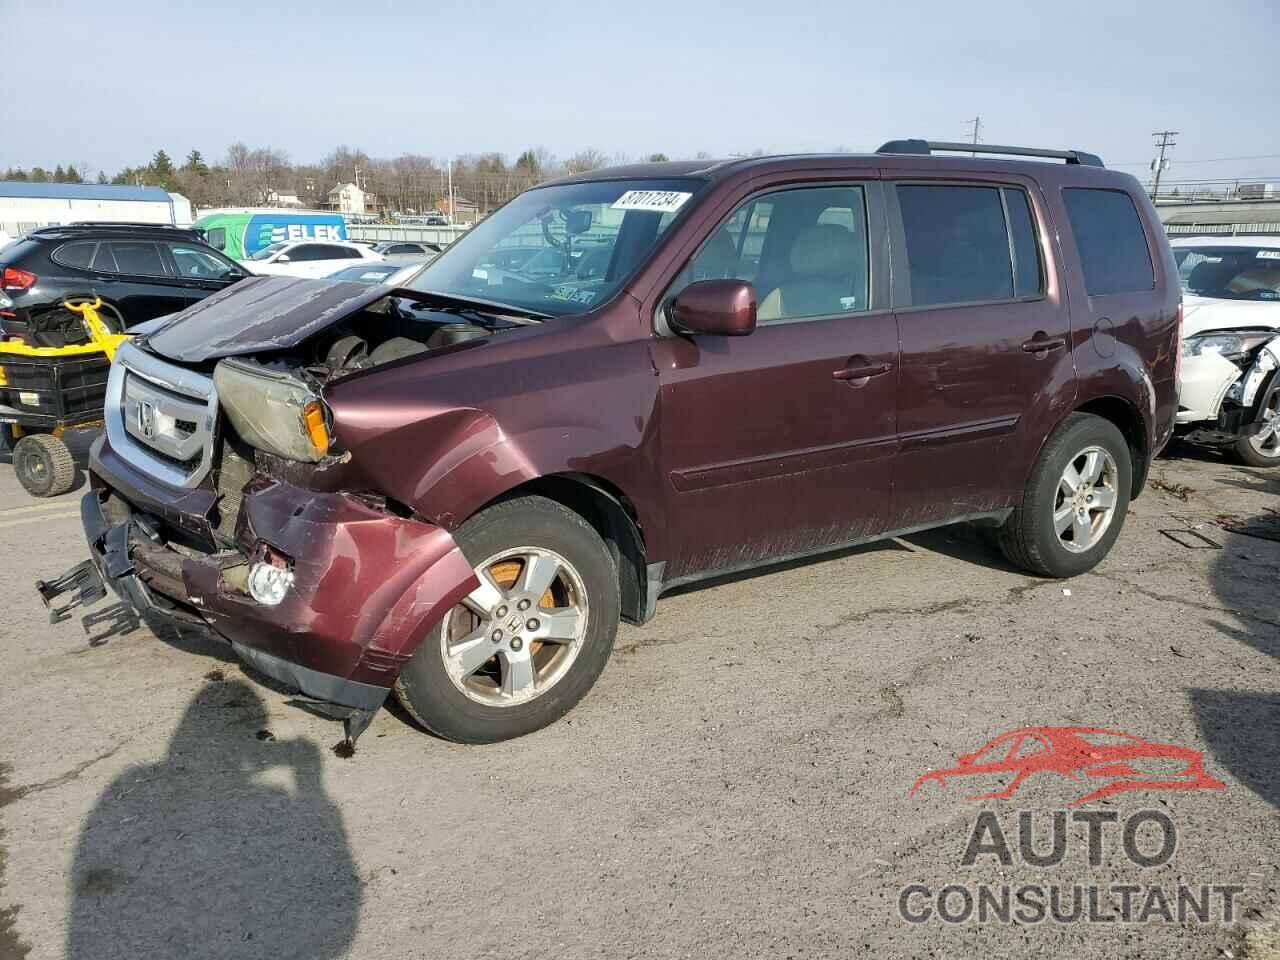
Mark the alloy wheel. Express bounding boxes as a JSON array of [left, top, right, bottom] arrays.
[[1054, 445, 1120, 553], [439, 547, 589, 707]]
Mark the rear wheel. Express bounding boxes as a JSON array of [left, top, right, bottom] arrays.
[[1231, 387, 1280, 467], [13, 433, 76, 498], [998, 413, 1133, 578], [395, 495, 620, 743]]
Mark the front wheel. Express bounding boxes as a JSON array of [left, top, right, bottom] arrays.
[[395, 495, 620, 743], [1231, 387, 1280, 467], [998, 413, 1133, 578]]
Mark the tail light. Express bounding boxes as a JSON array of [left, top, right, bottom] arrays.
[[1, 267, 36, 291]]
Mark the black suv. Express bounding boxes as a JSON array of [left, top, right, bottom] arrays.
[[0, 223, 247, 345]]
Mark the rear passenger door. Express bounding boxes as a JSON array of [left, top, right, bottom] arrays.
[[885, 177, 1073, 528], [91, 240, 191, 324]]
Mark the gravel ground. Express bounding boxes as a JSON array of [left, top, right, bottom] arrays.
[[0, 438, 1276, 960]]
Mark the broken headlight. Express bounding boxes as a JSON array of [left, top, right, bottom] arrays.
[[1182, 330, 1277, 362], [213, 358, 332, 463]]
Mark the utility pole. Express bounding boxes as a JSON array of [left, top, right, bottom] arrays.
[[966, 116, 982, 155], [1150, 131, 1178, 199]]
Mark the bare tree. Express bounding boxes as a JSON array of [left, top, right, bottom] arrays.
[[565, 148, 608, 175]]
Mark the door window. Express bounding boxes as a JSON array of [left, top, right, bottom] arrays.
[[896, 184, 1015, 306], [205, 227, 227, 251], [670, 185, 870, 323], [1062, 188, 1155, 296], [168, 243, 239, 279], [106, 241, 167, 276], [1004, 188, 1044, 298]]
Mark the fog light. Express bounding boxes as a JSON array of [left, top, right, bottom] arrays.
[[248, 561, 294, 606]]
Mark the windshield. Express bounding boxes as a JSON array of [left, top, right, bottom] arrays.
[[1175, 245, 1280, 302], [407, 178, 704, 316], [249, 241, 289, 262]]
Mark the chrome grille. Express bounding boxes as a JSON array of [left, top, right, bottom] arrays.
[[105, 341, 219, 488]]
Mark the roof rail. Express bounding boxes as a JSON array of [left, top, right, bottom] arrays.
[[64, 221, 196, 230], [876, 139, 1104, 167]]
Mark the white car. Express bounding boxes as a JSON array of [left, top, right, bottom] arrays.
[[243, 240, 383, 279], [1173, 235, 1280, 466]]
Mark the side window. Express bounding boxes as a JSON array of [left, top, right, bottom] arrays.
[[205, 227, 227, 251], [287, 244, 324, 262], [168, 243, 237, 279], [1062, 188, 1155, 296], [105, 241, 167, 276], [670, 185, 871, 324], [1003, 188, 1044, 298], [53, 241, 96, 270], [896, 184, 1013, 307]]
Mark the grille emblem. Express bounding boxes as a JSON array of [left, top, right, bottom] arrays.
[[137, 399, 156, 439]]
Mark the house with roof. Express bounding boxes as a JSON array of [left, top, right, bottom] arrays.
[[327, 182, 366, 215]]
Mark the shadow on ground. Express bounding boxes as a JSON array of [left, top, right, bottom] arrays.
[[1195, 465, 1280, 811], [66, 680, 361, 958], [0, 426, 99, 495]]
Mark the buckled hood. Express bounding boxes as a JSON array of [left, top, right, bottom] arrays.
[[139, 276, 389, 362]]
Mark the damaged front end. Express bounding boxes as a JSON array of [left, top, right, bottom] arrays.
[[34, 277, 529, 745], [1177, 329, 1280, 449]]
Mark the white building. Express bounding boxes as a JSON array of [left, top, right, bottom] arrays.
[[0, 182, 192, 236], [327, 182, 366, 215]]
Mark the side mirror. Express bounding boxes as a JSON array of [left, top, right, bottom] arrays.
[[276, 254, 291, 263], [669, 279, 756, 337]]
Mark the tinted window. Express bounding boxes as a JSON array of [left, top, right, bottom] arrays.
[[389, 243, 420, 254], [107, 241, 166, 276], [53, 241, 96, 270], [206, 227, 226, 251], [1003, 188, 1043, 298], [168, 243, 237, 279], [670, 185, 870, 323], [1063, 188, 1154, 296], [897, 184, 1013, 306], [294, 244, 359, 261]]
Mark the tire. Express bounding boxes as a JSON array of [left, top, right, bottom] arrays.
[[998, 413, 1133, 578], [13, 433, 76, 498], [1230, 386, 1280, 468], [395, 495, 620, 743]]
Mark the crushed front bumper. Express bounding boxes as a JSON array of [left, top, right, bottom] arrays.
[[63, 439, 479, 718]]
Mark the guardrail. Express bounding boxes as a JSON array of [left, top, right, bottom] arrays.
[[347, 224, 471, 245]]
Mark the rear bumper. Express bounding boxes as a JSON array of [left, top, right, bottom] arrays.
[[84, 437, 479, 710]]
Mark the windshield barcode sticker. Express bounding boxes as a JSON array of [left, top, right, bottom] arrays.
[[612, 190, 692, 214], [1256, 250, 1280, 259]]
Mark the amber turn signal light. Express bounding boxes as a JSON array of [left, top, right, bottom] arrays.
[[303, 400, 331, 455]]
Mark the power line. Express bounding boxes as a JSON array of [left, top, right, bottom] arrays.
[[1112, 152, 1280, 167]]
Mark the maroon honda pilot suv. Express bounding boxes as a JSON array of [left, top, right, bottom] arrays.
[[40, 140, 1180, 745]]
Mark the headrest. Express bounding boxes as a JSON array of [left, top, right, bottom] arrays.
[[791, 224, 857, 277]]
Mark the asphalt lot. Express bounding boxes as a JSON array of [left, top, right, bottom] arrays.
[[0, 435, 1276, 959]]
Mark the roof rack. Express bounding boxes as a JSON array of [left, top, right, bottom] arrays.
[[34, 221, 198, 232], [876, 139, 1104, 167]]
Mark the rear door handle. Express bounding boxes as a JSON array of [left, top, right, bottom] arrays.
[[833, 361, 892, 382], [1022, 335, 1066, 353]]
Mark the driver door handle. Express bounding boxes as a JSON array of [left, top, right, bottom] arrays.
[[833, 361, 892, 382]]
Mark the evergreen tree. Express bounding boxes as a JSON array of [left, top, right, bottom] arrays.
[[64, 164, 82, 183], [647, 153, 669, 162], [30, 167, 49, 182], [149, 150, 175, 187], [53, 165, 66, 182], [184, 150, 208, 174]]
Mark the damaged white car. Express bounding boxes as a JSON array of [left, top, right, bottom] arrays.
[[1173, 236, 1280, 466]]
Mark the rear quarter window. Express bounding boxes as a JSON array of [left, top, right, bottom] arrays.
[[52, 241, 97, 270], [1063, 188, 1155, 296]]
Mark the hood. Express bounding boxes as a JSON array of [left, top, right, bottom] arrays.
[[140, 276, 389, 362], [1182, 294, 1280, 338]]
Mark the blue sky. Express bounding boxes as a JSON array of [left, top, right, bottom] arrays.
[[5, 0, 1279, 186]]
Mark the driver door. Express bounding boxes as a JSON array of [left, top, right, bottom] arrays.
[[653, 180, 899, 581]]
